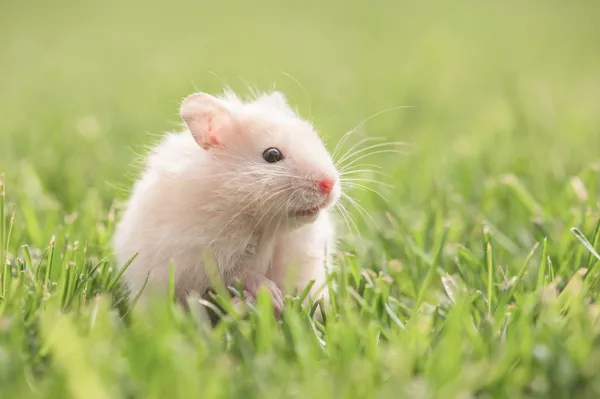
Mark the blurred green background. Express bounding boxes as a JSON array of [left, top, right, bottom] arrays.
[[2, 1, 598, 200]]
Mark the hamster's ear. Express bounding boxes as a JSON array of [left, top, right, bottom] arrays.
[[180, 92, 233, 150]]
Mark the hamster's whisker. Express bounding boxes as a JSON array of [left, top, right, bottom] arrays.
[[332, 105, 414, 160], [336, 141, 409, 169], [268, 191, 296, 231], [229, 183, 261, 204], [224, 173, 296, 198], [226, 174, 268, 197], [333, 202, 354, 236], [181, 170, 264, 181], [338, 149, 409, 174], [340, 177, 394, 189], [334, 201, 360, 238], [333, 135, 387, 166], [211, 184, 293, 242], [270, 196, 289, 230], [213, 161, 306, 181], [270, 192, 295, 233], [281, 71, 313, 119], [254, 185, 297, 219], [340, 192, 376, 225], [350, 105, 415, 134], [211, 192, 262, 240], [333, 136, 384, 165], [331, 131, 364, 161], [336, 141, 398, 169], [257, 185, 296, 209], [211, 156, 308, 182], [330, 124, 370, 160], [246, 186, 297, 237], [339, 164, 384, 175], [105, 180, 133, 195], [340, 169, 393, 181], [263, 172, 307, 180], [343, 163, 384, 170], [228, 175, 297, 201], [339, 167, 385, 175], [341, 181, 390, 204]]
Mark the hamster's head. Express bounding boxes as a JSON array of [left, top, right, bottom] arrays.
[[180, 90, 340, 229]]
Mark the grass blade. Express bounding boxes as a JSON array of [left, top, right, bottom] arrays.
[[414, 226, 449, 312], [106, 252, 138, 291], [571, 227, 600, 261]]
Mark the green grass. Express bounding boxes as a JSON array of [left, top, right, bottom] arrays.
[[2, 0, 600, 397]]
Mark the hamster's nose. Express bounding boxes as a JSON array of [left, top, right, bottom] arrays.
[[318, 178, 335, 195]]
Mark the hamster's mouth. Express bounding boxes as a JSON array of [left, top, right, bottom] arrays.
[[292, 201, 328, 218]]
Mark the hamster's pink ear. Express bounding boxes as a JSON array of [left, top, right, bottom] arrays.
[[180, 92, 232, 150]]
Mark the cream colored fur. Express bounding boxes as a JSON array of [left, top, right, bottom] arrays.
[[113, 90, 340, 310]]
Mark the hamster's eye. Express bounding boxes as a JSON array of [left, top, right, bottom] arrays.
[[262, 147, 283, 163]]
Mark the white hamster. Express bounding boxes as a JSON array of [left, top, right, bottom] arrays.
[[112, 89, 340, 315]]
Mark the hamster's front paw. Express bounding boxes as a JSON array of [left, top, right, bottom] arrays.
[[238, 272, 284, 316]]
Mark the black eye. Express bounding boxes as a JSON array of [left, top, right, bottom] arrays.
[[262, 147, 283, 163]]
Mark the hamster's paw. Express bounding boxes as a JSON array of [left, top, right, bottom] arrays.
[[241, 272, 284, 317]]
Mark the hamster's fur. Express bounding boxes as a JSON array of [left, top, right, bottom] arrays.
[[113, 90, 340, 314]]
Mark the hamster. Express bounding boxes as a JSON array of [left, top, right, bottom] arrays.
[[112, 89, 341, 316]]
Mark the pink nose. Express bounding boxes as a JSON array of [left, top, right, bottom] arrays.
[[318, 178, 335, 195]]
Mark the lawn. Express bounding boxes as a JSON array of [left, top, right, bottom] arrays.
[[2, 0, 600, 397]]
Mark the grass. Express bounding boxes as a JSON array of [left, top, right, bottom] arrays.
[[2, 0, 600, 397]]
